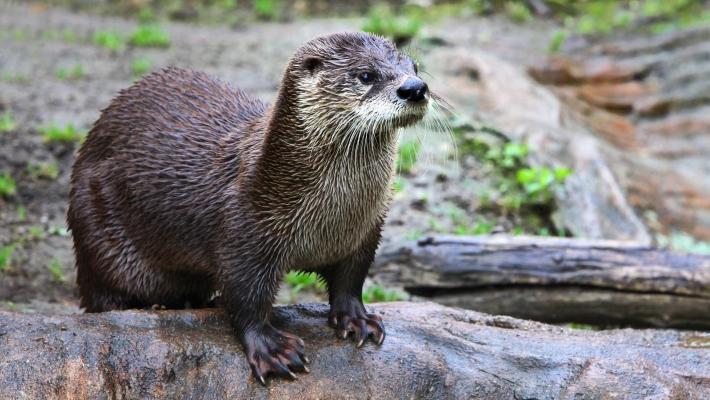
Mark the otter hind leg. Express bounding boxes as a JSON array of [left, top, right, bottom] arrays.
[[71, 175, 215, 311], [75, 245, 151, 312], [77, 252, 216, 312], [79, 285, 147, 313], [78, 260, 215, 312]]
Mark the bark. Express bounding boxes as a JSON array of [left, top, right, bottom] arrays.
[[373, 235, 710, 329], [1, 302, 709, 399]]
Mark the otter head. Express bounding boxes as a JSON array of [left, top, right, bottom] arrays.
[[286, 32, 428, 139]]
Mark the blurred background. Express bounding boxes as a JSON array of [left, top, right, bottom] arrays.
[[0, 0, 708, 322]]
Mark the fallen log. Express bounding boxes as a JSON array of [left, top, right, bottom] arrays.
[[1, 302, 709, 399], [373, 235, 710, 329]]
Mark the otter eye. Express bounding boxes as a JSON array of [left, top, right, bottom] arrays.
[[357, 71, 376, 84]]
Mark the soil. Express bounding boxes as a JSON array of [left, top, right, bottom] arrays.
[[0, 2, 559, 313]]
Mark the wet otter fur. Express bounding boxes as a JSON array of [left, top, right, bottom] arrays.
[[68, 32, 429, 384]]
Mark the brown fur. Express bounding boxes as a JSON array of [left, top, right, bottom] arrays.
[[68, 32, 427, 383]]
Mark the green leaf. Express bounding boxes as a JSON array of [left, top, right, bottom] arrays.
[[0, 244, 15, 271], [0, 172, 16, 198], [554, 167, 573, 182], [130, 25, 170, 48]]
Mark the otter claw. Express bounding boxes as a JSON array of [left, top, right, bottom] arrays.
[[244, 325, 309, 385], [329, 299, 386, 347], [376, 331, 385, 345]]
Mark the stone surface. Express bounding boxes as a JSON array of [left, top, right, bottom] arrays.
[[1, 302, 709, 399], [528, 26, 710, 241], [427, 47, 652, 242]]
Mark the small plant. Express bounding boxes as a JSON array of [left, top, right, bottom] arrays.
[[488, 142, 529, 169], [49, 225, 70, 237], [0, 244, 15, 271], [428, 217, 446, 233], [453, 124, 573, 235], [455, 218, 494, 236], [13, 29, 26, 41], [1, 72, 30, 83], [405, 229, 423, 240], [47, 259, 66, 282], [362, 285, 407, 303], [132, 57, 152, 77], [392, 177, 405, 194], [504, 1, 532, 23], [516, 167, 572, 205], [548, 30, 568, 53], [0, 172, 17, 198], [254, 0, 279, 20], [27, 162, 59, 180], [61, 30, 78, 43], [16, 206, 27, 222], [464, 138, 571, 213], [283, 271, 325, 303], [40, 123, 86, 144], [396, 141, 420, 174], [42, 30, 59, 40], [363, 4, 423, 45], [94, 31, 125, 52], [443, 203, 494, 236], [25, 226, 45, 241], [56, 64, 86, 80], [220, 0, 238, 9], [137, 7, 157, 24], [284, 271, 325, 296], [565, 322, 598, 330], [0, 111, 17, 133], [657, 232, 710, 255], [130, 25, 170, 48]]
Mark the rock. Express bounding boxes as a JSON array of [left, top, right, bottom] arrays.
[[528, 26, 710, 241], [1, 303, 709, 399], [432, 48, 652, 242], [578, 81, 656, 113]]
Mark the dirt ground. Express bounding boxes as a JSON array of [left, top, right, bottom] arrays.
[[0, 2, 561, 313]]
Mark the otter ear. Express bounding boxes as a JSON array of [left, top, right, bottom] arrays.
[[302, 56, 323, 75]]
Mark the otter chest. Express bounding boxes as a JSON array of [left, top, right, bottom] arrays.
[[291, 161, 393, 269]]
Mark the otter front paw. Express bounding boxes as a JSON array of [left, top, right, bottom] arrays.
[[243, 324, 309, 385], [328, 297, 385, 347]]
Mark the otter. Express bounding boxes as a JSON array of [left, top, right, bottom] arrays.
[[68, 32, 429, 384]]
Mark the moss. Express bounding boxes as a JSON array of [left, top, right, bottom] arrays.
[[94, 31, 125, 52], [362, 4, 423, 45], [0, 244, 16, 272], [0, 172, 17, 198], [362, 285, 407, 303], [130, 25, 170, 48], [0, 111, 17, 133], [131, 57, 153, 77], [396, 141, 420, 175], [40, 123, 87, 144], [56, 64, 86, 80]]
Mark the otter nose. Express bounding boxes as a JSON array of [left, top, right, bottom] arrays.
[[397, 77, 428, 102]]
